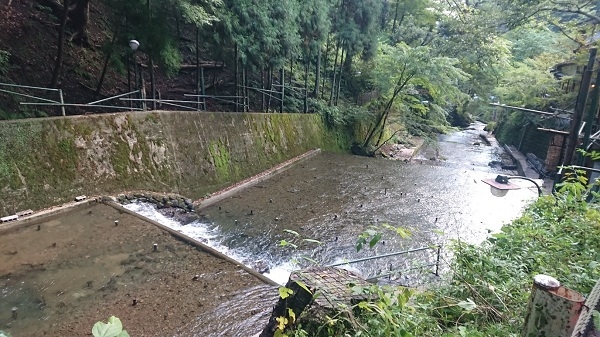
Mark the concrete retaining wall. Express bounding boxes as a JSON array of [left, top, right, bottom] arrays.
[[0, 111, 354, 216]]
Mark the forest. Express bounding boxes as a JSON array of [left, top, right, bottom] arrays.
[[0, 0, 599, 150]]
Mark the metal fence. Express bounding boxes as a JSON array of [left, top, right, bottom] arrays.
[[326, 245, 442, 287]]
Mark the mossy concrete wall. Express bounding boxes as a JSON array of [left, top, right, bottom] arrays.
[[0, 111, 354, 216]]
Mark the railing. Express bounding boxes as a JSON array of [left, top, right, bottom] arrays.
[[0, 82, 66, 116], [1, 82, 144, 114], [326, 245, 442, 285]]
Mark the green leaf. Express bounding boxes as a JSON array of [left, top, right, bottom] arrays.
[[432, 229, 445, 236], [294, 280, 313, 295], [395, 227, 411, 239], [92, 316, 125, 337], [457, 298, 477, 312], [357, 301, 372, 310], [276, 316, 289, 330], [287, 308, 296, 323], [274, 329, 287, 337], [283, 229, 300, 236], [278, 287, 294, 299], [400, 329, 413, 337], [593, 310, 600, 330], [278, 240, 297, 249], [369, 233, 382, 248], [299, 255, 318, 264]]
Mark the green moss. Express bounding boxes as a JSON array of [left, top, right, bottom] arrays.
[[0, 112, 357, 215], [112, 137, 131, 178], [208, 140, 231, 181], [145, 112, 161, 124]]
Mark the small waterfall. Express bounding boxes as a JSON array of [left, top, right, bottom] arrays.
[[174, 284, 279, 337], [123, 202, 298, 285]]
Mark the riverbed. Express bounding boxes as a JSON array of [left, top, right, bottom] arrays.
[[0, 123, 539, 337], [128, 124, 539, 286]]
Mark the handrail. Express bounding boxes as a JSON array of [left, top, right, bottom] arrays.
[[0, 82, 65, 116], [326, 245, 442, 280]]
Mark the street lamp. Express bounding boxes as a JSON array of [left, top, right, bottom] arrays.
[[129, 40, 140, 91], [482, 175, 543, 197], [129, 39, 140, 108]]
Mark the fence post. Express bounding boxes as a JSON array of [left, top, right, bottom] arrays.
[[521, 275, 585, 337], [435, 245, 441, 276], [59, 89, 66, 116]]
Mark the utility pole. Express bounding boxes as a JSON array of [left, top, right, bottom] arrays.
[[562, 48, 596, 167]]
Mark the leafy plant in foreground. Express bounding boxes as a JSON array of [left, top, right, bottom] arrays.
[[92, 316, 130, 337]]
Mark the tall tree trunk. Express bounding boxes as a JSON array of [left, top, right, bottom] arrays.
[[321, 34, 331, 100], [261, 67, 265, 112], [243, 66, 248, 112], [70, 0, 91, 46], [392, 0, 400, 32], [175, 7, 181, 39], [150, 57, 155, 110], [289, 55, 293, 86], [196, 27, 200, 110], [267, 67, 273, 112], [329, 40, 340, 106], [95, 28, 118, 94], [147, 0, 155, 110], [50, 0, 70, 89], [335, 48, 345, 106], [304, 50, 310, 113], [234, 44, 239, 112], [313, 46, 321, 97], [280, 68, 285, 113]]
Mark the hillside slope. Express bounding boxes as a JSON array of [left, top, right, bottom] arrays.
[[0, 0, 213, 119]]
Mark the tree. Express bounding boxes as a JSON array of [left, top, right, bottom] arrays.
[[36, 0, 92, 46], [298, 0, 331, 97], [360, 42, 469, 149], [50, 0, 70, 89]]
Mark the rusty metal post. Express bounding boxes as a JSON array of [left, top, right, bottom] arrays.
[[522, 275, 586, 337]]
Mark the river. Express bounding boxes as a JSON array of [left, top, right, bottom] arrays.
[[123, 123, 541, 336], [125, 123, 539, 288]]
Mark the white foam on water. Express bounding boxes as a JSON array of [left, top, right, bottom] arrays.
[[262, 261, 298, 286], [123, 201, 293, 285]]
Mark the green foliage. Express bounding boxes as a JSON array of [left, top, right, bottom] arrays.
[[0, 50, 10, 76], [427, 183, 600, 335], [315, 100, 370, 128], [483, 122, 496, 133], [278, 228, 322, 267], [92, 316, 130, 337], [159, 42, 183, 77], [356, 223, 410, 252], [360, 41, 470, 145], [178, 0, 222, 26], [0, 330, 12, 337]]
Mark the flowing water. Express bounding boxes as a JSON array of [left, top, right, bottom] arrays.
[[0, 123, 539, 337], [120, 123, 541, 336], [127, 123, 539, 288]]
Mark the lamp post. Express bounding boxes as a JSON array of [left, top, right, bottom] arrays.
[[482, 174, 543, 197], [129, 39, 140, 108]]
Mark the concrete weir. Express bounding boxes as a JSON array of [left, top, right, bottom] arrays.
[[0, 147, 324, 286]]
